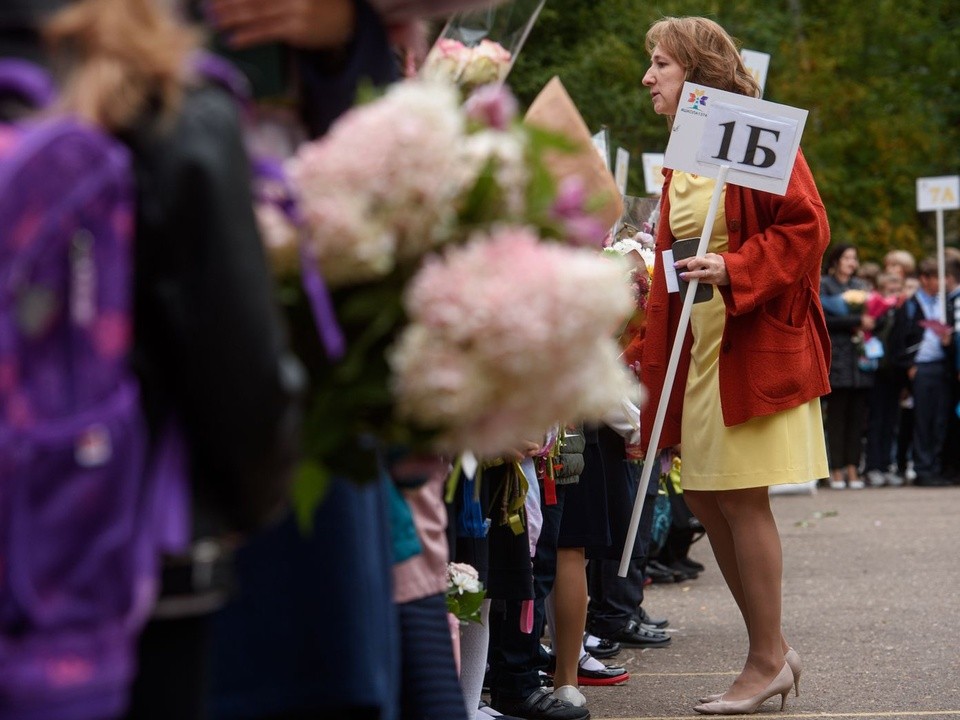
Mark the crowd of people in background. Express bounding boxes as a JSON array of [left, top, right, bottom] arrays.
[[820, 245, 960, 489]]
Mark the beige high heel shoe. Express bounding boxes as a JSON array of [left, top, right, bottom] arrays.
[[693, 662, 793, 715], [698, 647, 801, 703]]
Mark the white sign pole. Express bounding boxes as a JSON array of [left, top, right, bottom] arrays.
[[618, 164, 730, 577], [612, 148, 630, 238], [916, 175, 959, 320], [937, 207, 946, 320]]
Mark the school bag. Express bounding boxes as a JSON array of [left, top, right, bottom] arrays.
[[0, 60, 189, 719]]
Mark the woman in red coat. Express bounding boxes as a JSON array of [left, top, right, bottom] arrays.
[[637, 16, 831, 716]]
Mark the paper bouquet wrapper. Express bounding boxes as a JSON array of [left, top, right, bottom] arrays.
[[523, 77, 624, 230]]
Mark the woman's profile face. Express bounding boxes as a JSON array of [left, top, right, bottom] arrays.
[[643, 44, 685, 116]]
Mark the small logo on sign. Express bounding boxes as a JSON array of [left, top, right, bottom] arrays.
[[687, 89, 708, 110]]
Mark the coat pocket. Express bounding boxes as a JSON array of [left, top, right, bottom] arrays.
[[745, 311, 814, 404]]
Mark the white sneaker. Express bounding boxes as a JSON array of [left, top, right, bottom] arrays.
[[848, 478, 865, 490], [551, 685, 587, 707], [866, 470, 886, 487], [884, 471, 905, 487], [828, 479, 846, 489]]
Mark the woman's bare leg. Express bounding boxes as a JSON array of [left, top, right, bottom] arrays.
[[684, 488, 789, 699], [683, 490, 748, 617], [712, 487, 786, 699]]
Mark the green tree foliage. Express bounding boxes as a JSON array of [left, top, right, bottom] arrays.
[[508, 0, 960, 264]]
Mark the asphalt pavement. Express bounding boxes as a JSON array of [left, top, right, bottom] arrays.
[[580, 483, 960, 719]]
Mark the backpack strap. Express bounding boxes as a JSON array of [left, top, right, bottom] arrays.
[[0, 58, 55, 109]]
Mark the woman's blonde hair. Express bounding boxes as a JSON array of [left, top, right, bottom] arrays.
[[882, 249, 917, 278], [43, 0, 198, 132], [645, 16, 760, 99]]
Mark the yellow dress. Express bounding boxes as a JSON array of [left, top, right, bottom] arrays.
[[669, 172, 828, 491]]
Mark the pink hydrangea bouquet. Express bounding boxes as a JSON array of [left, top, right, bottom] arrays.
[[259, 79, 622, 495], [261, 81, 603, 285], [390, 227, 638, 458], [282, 80, 467, 287]]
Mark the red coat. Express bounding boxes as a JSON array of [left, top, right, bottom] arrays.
[[628, 150, 832, 453]]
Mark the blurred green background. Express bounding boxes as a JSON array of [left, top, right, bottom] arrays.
[[506, 0, 960, 265]]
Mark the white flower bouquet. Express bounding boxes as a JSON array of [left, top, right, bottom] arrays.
[[446, 562, 486, 624]]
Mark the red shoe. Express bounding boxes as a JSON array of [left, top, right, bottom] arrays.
[[546, 654, 630, 687], [577, 663, 629, 686]]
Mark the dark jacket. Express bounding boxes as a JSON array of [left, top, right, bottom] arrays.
[[820, 274, 874, 389], [125, 86, 303, 536], [948, 288, 960, 377], [885, 292, 951, 377]]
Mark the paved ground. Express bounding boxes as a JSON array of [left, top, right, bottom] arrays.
[[578, 483, 960, 719]]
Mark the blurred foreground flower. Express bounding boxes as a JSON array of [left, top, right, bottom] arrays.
[[254, 79, 628, 522], [391, 227, 638, 458], [286, 81, 466, 287]]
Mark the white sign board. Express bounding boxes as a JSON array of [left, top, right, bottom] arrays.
[[642, 152, 665, 195], [614, 147, 630, 195], [741, 49, 771, 97], [916, 175, 960, 212], [591, 128, 610, 171], [664, 82, 807, 196]]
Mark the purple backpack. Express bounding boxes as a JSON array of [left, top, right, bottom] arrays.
[[0, 61, 189, 719]]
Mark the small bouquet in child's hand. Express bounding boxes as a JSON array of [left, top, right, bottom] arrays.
[[446, 562, 486, 624], [866, 290, 898, 319]]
